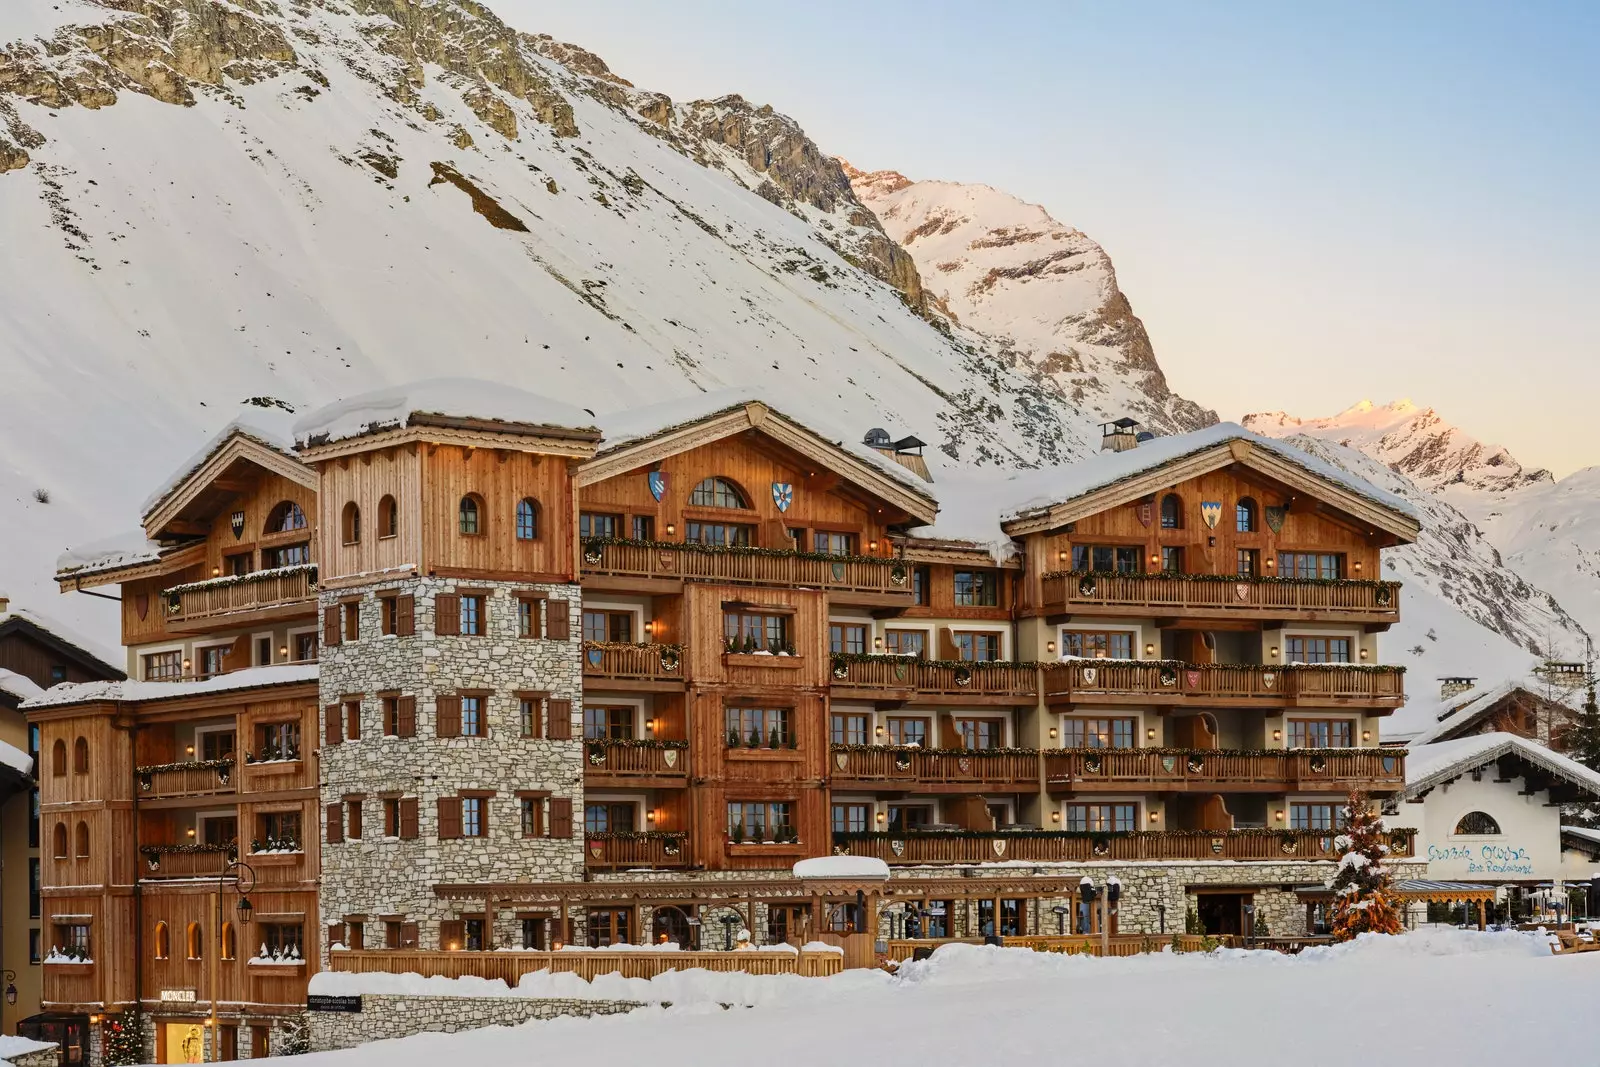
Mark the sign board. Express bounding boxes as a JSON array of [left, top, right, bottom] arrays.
[[307, 994, 363, 1014], [159, 989, 196, 1004]]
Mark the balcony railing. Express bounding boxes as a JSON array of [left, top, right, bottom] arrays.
[[584, 831, 691, 869], [580, 539, 912, 597], [829, 656, 1040, 701], [834, 828, 1417, 865], [163, 564, 317, 624], [1041, 571, 1401, 622], [830, 745, 1040, 786], [139, 844, 235, 879], [136, 759, 236, 798], [584, 739, 689, 778], [582, 642, 684, 683], [1044, 748, 1405, 790], [329, 948, 841, 981], [1043, 661, 1404, 707]]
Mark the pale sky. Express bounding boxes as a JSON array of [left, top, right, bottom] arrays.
[[495, 0, 1598, 477]]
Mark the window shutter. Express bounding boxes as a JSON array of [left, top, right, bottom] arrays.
[[326, 803, 344, 844], [324, 605, 342, 648], [324, 704, 343, 747], [439, 920, 465, 951], [546, 699, 572, 740], [546, 599, 570, 640], [397, 696, 416, 738], [938, 626, 958, 660], [346, 703, 361, 741], [400, 921, 419, 948], [348, 923, 365, 950], [434, 594, 460, 636], [396, 594, 415, 636], [436, 695, 461, 738], [327, 922, 346, 947], [548, 796, 573, 839], [437, 796, 462, 839], [399, 797, 419, 839]]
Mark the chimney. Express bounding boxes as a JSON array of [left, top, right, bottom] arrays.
[[1439, 676, 1476, 700], [1100, 418, 1141, 452], [863, 429, 933, 482]]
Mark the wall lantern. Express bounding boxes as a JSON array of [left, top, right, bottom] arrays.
[[665, 523, 676, 537], [647, 810, 657, 824], [1274, 809, 1286, 823], [1359, 648, 1369, 660], [1144, 643, 1156, 656], [182, 658, 192, 672], [1146, 727, 1157, 741], [1048, 727, 1058, 740], [278, 645, 289, 658], [1362, 730, 1372, 742], [1269, 646, 1280, 659], [1272, 729, 1282, 742], [874, 636, 884, 651], [1149, 811, 1160, 823], [874, 724, 884, 738], [1353, 561, 1363, 574], [212, 567, 221, 577], [1266, 557, 1276, 569], [869, 539, 878, 553], [875, 811, 885, 823], [1149, 553, 1160, 565], [1051, 811, 1061, 823], [1046, 640, 1057, 655]]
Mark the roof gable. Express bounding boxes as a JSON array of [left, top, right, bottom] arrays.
[[0, 611, 124, 681], [1403, 732, 1600, 803], [143, 423, 316, 540]]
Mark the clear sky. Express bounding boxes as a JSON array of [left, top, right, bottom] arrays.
[[494, 0, 1598, 477]]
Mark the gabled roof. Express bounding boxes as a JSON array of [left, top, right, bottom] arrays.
[[22, 663, 318, 710], [0, 608, 124, 681], [1390, 681, 1572, 746], [0, 669, 45, 710], [1402, 732, 1600, 803], [140, 408, 316, 540]]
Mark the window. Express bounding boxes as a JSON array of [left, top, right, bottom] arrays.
[[583, 706, 634, 740], [1072, 545, 1145, 574], [724, 610, 791, 653], [631, 515, 655, 540], [201, 815, 236, 847], [266, 501, 307, 533], [585, 803, 636, 833], [383, 798, 402, 837], [29, 930, 40, 965], [953, 570, 999, 607], [829, 623, 867, 655], [221, 921, 236, 960], [1236, 548, 1259, 577], [460, 594, 485, 636], [73, 737, 89, 774], [261, 922, 303, 958], [378, 495, 398, 539], [953, 631, 1000, 662], [1160, 546, 1184, 574], [586, 908, 631, 948], [1454, 811, 1502, 835], [1160, 494, 1182, 529], [583, 611, 633, 643], [726, 706, 793, 748], [518, 598, 538, 638], [385, 920, 404, 949], [520, 797, 543, 837], [29, 791, 38, 847], [199, 643, 229, 678], [1061, 630, 1133, 660], [832, 803, 869, 834], [257, 810, 302, 850], [1290, 803, 1340, 831], [74, 821, 89, 858], [1062, 717, 1136, 749], [887, 805, 932, 832], [727, 801, 792, 841], [459, 695, 484, 737], [580, 512, 621, 539], [200, 730, 235, 762], [293, 632, 318, 662], [686, 521, 753, 547], [461, 797, 485, 837], [883, 630, 926, 658], [225, 552, 252, 577], [186, 922, 204, 960], [143, 650, 182, 682], [342, 601, 360, 642], [255, 721, 301, 762], [689, 477, 748, 509], [458, 495, 483, 535], [1288, 719, 1354, 748], [912, 566, 930, 606], [1278, 552, 1344, 580], [520, 697, 541, 738], [1063, 803, 1137, 832], [887, 718, 928, 747], [51, 739, 66, 777], [255, 636, 273, 665], [265, 540, 310, 568], [830, 712, 867, 745], [514, 498, 540, 541], [1236, 497, 1258, 532], [29, 858, 40, 919], [54, 923, 91, 958], [341, 501, 361, 545], [955, 718, 1005, 750], [814, 530, 858, 556], [153, 922, 170, 960], [520, 918, 546, 950], [1285, 636, 1352, 664], [51, 822, 66, 859]]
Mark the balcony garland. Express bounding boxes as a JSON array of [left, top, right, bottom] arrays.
[[832, 827, 1416, 857], [581, 536, 910, 583], [140, 842, 236, 872], [584, 830, 688, 841], [585, 738, 689, 749], [136, 757, 234, 790], [162, 562, 318, 600], [829, 652, 1405, 675], [829, 743, 1040, 757], [1046, 568, 1401, 592]]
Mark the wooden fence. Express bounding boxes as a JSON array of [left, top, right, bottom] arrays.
[[1043, 661, 1404, 706], [829, 656, 1039, 700], [830, 746, 1040, 786], [582, 832, 692, 869], [835, 828, 1416, 865], [584, 741, 689, 779], [582, 642, 684, 682], [328, 948, 843, 981], [138, 761, 236, 799], [581, 540, 911, 597], [1041, 571, 1400, 621], [882, 934, 1220, 962], [1044, 748, 1404, 790], [165, 566, 315, 623]]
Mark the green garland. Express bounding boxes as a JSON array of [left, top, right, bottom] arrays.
[[1053, 746, 1400, 758], [136, 758, 235, 775], [830, 652, 1025, 670], [1044, 568, 1400, 590], [585, 738, 689, 750], [582, 536, 906, 568], [832, 827, 1415, 841], [830, 652, 1405, 674], [141, 843, 236, 856], [830, 743, 1040, 756], [584, 830, 688, 841]]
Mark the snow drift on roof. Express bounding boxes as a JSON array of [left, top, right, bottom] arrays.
[[294, 378, 600, 448], [1562, 825, 1600, 848], [0, 736, 33, 778], [0, 607, 123, 675], [0, 669, 44, 704], [792, 856, 890, 880], [55, 528, 166, 581], [21, 663, 317, 709], [139, 406, 300, 520], [1403, 732, 1600, 800], [1390, 680, 1524, 746]]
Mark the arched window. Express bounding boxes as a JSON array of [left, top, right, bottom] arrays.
[[221, 921, 236, 961], [341, 501, 361, 545], [515, 498, 540, 541], [51, 739, 66, 777], [378, 495, 398, 539], [186, 921, 204, 960], [1235, 497, 1258, 533], [52, 822, 68, 859], [689, 478, 748, 509], [265, 501, 307, 534], [1160, 493, 1183, 530], [153, 922, 170, 960], [73, 736, 89, 775], [1454, 811, 1502, 835], [74, 820, 89, 858], [458, 494, 483, 536]]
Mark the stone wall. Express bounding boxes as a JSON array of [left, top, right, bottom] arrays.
[[317, 578, 586, 959], [306, 995, 645, 1052], [6, 1046, 59, 1067]]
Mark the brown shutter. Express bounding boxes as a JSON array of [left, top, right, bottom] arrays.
[[435, 695, 461, 738], [439, 920, 465, 950], [399, 797, 419, 839], [396, 594, 415, 636], [397, 696, 416, 738], [325, 704, 343, 747], [348, 923, 365, 950], [324, 605, 342, 648], [326, 803, 344, 844], [346, 702, 362, 741], [548, 796, 573, 838], [400, 921, 419, 948], [437, 796, 462, 839], [434, 594, 460, 636], [546, 698, 572, 740], [546, 598, 570, 640], [938, 626, 958, 660], [327, 922, 346, 947]]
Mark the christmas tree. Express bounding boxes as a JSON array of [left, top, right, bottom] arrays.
[[1329, 791, 1403, 942], [102, 1007, 142, 1067]]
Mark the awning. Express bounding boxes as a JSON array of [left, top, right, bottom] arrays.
[[1293, 880, 1496, 904]]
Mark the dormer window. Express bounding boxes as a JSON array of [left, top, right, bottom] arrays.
[[689, 477, 748, 509], [266, 501, 307, 534], [341, 502, 361, 545], [459, 495, 483, 536], [1160, 494, 1183, 530]]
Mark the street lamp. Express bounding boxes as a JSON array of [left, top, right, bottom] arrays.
[[210, 859, 256, 1062], [1052, 905, 1069, 935], [720, 914, 740, 951], [2, 969, 15, 1006]]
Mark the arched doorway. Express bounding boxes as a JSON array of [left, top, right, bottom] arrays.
[[652, 905, 693, 948]]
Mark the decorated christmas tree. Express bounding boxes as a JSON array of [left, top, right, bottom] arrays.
[[102, 1007, 143, 1067], [1329, 790, 1403, 942]]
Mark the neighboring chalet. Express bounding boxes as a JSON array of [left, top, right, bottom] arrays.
[[26, 382, 1429, 1061], [1385, 677, 1578, 749]]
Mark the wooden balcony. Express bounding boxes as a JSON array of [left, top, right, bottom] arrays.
[[1043, 661, 1405, 709], [1044, 748, 1405, 793], [1041, 571, 1401, 626], [329, 948, 841, 981], [829, 655, 1039, 706], [834, 827, 1417, 865], [163, 565, 316, 631], [139, 845, 235, 879], [584, 739, 689, 785], [136, 760, 236, 799], [580, 539, 914, 606], [582, 642, 685, 691], [584, 831, 691, 870], [830, 745, 1039, 790]]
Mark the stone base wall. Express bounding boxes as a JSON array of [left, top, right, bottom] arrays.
[[8, 1048, 59, 1067], [306, 995, 645, 1052]]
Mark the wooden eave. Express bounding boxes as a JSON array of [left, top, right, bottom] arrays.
[[0, 616, 124, 681], [55, 541, 207, 593], [22, 679, 317, 720], [999, 439, 1420, 544], [296, 422, 600, 464], [142, 433, 317, 540], [893, 536, 1017, 568]]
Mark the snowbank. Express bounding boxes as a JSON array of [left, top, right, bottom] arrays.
[[139, 406, 299, 519], [22, 663, 318, 708], [792, 856, 890, 880]]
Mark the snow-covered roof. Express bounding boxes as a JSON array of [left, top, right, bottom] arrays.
[[1391, 680, 1525, 746], [1403, 732, 1600, 801], [792, 856, 890, 880], [21, 663, 318, 709], [0, 606, 123, 676], [139, 406, 300, 520], [1561, 825, 1600, 848], [54, 528, 167, 582], [294, 378, 600, 448], [0, 736, 33, 778], [0, 1035, 56, 1060], [0, 669, 46, 706]]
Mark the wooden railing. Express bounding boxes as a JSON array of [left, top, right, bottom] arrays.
[[139, 846, 235, 879], [582, 642, 684, 682], [830, 656, 1039, 700], [830, 745, 1040, 786], [581, 539, 912, 597], [137, 760, 236, 798], [584, 831, 691, 869], [328, 948, 842, 981], [163, 565, 316, 623], [834, 828, 1416, 865], [1041, 571, 1401, 621], [883, 934, 1224, 961], [584, 740, 689, 778], [1044, 748, 1405, 789], [1043, 661, 1404, 706]]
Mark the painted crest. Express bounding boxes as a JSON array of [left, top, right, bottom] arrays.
[[648, 471, 668, 501], [1234, 583, 1250, 602], [1210, 838, 1225, 855], [1184, 669, 1201, 689], [957, 757, 972, 775], [1280, 837, 1299, 855], [771, 482, 794, 512], [1262, 672, 1276, 690], [1081, 666, 1097, 686], [890, 839, 906, 857], [991, 838, 1007, 858], [1381, 756, 1398, 776], [830, 562, 846, 581], [662, 749, 678, 768], [1265, 506, 1287, 533], [893, 661, 909, 682], [588, 840, 605, 859], [1136, 501, 1153, 528], [134, 593, 150, 621], [586, 648, 604, 667], [1160, 755, 1177, 774], [834, 751, 849, 771], [230, 510, 246, 539], [1200, 501, 1223, 529]]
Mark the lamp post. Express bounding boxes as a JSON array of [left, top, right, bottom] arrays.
[[720, 914, 739, 951], [1052, 905, 1069, 936], [1157, 903, 1167, 935], [209, 859, 255, 1062]]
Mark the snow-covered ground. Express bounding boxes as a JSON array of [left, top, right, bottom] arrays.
[[288, 931, 1588, 1067]]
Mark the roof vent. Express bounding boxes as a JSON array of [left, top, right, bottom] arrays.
[[1100, 417, 1141, 452]]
